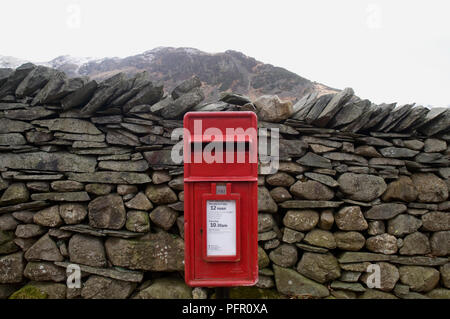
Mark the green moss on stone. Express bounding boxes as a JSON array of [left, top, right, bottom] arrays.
[[212, 286, 284, 299], [9, 285, 48, 299]]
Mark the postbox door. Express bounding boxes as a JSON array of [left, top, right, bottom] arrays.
[[187, 180, 258, 285]]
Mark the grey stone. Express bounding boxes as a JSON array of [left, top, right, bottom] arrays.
[[105, 232, 184, 271], [303, 229, 336, 249], [61, 80, 98, 110], [269, 244, 298, 267], [411, 173, 448, 203], [54, 261, 143, 283], [68, 234, 106, 267], [253, 95, 293, 123], [297, 252, 341, 283], [282, 227, 304, 244], [98, 160, 149, 172], [297, 152, 332, 169], [81, 275, 136, 299], [134, 277, 191, 299], [24, 234, 64, 262], [424, 138, 447, 153], [0, 201, 49, 214], [258, 187, 277, 213], [161, 88, 204, 119], [273, 265, 330, 298], [258, 214, 275, 232], [15, 224, 46, 239], [68, 172, 151, 184], [387, 214, 422, 237], [32, 118, 101, 135], [338, 173, 387, 202], [305, 172, 338, 187], [59, 204, 87, 225], [0, 214, 18, 231], [0, 152, 96, 173], [314, 88, 354, 127], [0, 183, 29, 206], [0, 252, 24, 283], [145, 184, 177, 205], [283, 210, 319, 232], [269, 187, 292, 203], [400, 232, 431, 255], [368, 221, 385, 236], [266, 172, 295, 187], [0, 63, 36, 98], [366, 234, 398, 255], [50, 181, 84, 192], [382, 176, 418, 202], [85, 184, 114, 196], [338, 252, 391, 264], [31, 192, 90, 202], [279, 200, 343, 209], [106, 129, 140, 147], [88, 194, 126, 230], [365, 203, 407, 220], [334, 231, 366, 251], [33, 205, 62, 227], [335, 206, 368, 231], [430, 231, 450, 256], [149, 206, 178, 230], [126, 211, 150, 233], [379, 147, 419, 158], [24, 261, 66, 282], [399, 266, 440, 292], [290, 180, 334, 201], [125, 192, 153, 211]]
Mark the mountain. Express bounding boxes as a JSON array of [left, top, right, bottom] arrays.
[[0, 47, 337, 103]]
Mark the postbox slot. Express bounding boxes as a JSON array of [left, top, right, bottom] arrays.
[[190, 141, 250, 153]]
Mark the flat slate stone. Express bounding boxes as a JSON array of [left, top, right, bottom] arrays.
[[279, 200, 343, 209], [304, 172, 339, 187], [322, 152, 368, 165], [98, 160, 149, 172], [0, 152, 96, 173], [295, 243, 329, 254], [54, 261, 143, 283], [0, 118, 34, 133], [31, 192, 90, 202], [32, 118, 101, 135], [67, 172, 151, 184], [60, 224, 144, 238], [4, 173, 64, 181], [297, 152, 332, 169], [4, 107, 55, 121], [0, 201, 49, 214], [313, 88, 354, 127], [389, 256, 449, 266], [338, 252, 391, 263], [379, 147, 420, 158], [364, 203, 408, 220]]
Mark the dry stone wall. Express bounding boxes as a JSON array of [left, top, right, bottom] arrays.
[[0, 63, 449, 299]]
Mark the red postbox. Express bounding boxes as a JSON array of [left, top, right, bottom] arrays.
[[183, 111, 258, 287]]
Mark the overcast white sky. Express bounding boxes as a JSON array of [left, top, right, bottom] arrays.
[[1, 0, 449, 106]]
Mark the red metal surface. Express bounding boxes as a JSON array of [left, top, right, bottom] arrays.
[[184, 111, 258, 287]]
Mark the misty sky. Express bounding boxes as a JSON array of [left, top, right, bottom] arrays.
[[1, 0, 449, 107]]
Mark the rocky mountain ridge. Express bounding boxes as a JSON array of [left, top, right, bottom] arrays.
[[0, 47, 337, 103]]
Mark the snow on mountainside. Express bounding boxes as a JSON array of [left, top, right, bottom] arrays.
[[0, 47, 338, 103]]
